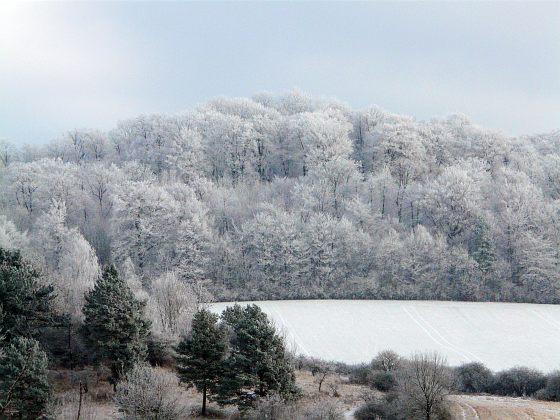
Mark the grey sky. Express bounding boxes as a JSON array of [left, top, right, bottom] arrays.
[[1, 1, 559, 145]]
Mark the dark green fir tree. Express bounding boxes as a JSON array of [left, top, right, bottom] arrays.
[[471, 220, 496, 276], [216, 304, 300, 409], [81, 265, 150, 389], [176, 309, 228, 416], [0, 247, 58, 342], [0, 336, 51, 419]]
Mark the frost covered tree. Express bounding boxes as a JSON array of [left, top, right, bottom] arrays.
[[149, 270, 198, 337], [1, 93, 560, 304], [111, 181, 210, 289], [33, 201, 100, 319], [399, 353, 452, 420], [420, 164, 483, 240], [115, 364, 186, 419]]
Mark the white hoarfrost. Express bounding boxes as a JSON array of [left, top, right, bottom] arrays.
[[211, 300, 560, 372]]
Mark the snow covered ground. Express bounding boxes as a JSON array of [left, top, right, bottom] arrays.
[[210, 300, 560, 372]]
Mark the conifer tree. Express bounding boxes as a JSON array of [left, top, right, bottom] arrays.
[[471, 221, 496, 275], [0, 247, 58, 342], [0, 336, 50, 419], [471, 220, 498, 295], [82, 265, 151, 388], [216, 304, 299, 409], [176, 309, 228, 416]]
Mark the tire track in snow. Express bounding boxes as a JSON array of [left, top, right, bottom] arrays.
[[402, 306, 471, 363], [411, 307, 483, 363], [268, 303, 312, 358], [532, 310, 560, 332]]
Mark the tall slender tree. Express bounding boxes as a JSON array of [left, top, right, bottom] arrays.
[[176, 309, 228, 416]]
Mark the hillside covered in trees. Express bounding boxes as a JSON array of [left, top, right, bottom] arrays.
[[1, 92, 559, 308]]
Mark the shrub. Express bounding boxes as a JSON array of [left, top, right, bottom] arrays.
[[455, 362, 493, 393], [492, 366, 546, 397], [372, 350, 401, 372], [355, 393, 401, 420], [348, 363, 373, 385], [372, 371, 397, 392], [537, 371, 560, 401], [246, 393, 297, 420], [355, 398, 389, 420], [146, 334, 176, 367], [114, 364, 187, 419], [303, 399, 345, 420]]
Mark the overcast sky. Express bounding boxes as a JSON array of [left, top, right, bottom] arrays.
[[1, 1, 559, 145]]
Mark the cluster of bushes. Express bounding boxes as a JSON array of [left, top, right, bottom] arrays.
[[347, 350, 560, 420], [456, 362, 560, 401], [0, 246, 299, 419]]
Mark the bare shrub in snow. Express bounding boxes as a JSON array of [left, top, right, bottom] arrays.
[[114, 364, 187, 419]]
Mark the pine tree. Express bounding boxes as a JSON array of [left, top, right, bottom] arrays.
[[0, 336, 50, 419], [216, 304, 299, 409], [176, 309, 228, 416], [81, 265, 151, 388], [470, 220, 498, 296], [0, 247, 58, 342], [471, 221, 496, 276]]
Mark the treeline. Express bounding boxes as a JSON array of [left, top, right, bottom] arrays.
[[1, 92, 560, 304], [0, 247, 298, 418]]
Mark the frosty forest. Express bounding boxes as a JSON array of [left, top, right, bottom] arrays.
[[1, 92, 559, 318]]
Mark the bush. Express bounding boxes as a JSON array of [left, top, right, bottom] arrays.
[[146, 334, 176, 367], [371, 350, 401, 372], [348, 363, 373, 385], [303, 399, 345, 420], [355, 398, 390, 420], [456, 362, 493, 393], [114, 364, 187, 419], [246, 394, 298, 420], [537, 371, 560, 401], [492, 366, 546, 397], [355, 393, 401, 420], [372, 371, 397, 392]]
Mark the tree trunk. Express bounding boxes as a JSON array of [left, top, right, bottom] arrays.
[[202, 384, 207, 416], [76, 382, 84, 420]]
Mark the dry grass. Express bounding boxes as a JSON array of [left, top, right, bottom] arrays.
[[448, 394, 560, 420], [295, 369, 373, 413], [49, 368, 369, 419]]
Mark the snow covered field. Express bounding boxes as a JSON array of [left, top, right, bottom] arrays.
[[210, 300, 560, 372]]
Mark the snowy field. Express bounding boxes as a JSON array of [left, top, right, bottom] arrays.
[[210, 300, 560, 372]]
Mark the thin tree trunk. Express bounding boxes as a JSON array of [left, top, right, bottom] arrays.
[[202, 384, 207, 416], [76, 382, 84, 420]]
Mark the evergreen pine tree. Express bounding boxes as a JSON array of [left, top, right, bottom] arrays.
[[216, 304, 299, 409], [0, 336, 50, 419], [81, 265, 151, 388], [471, 221, 496, 275], [0, 247, 58, 342], [471, 220, 498, 296], [176, 309, 228, 416]]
